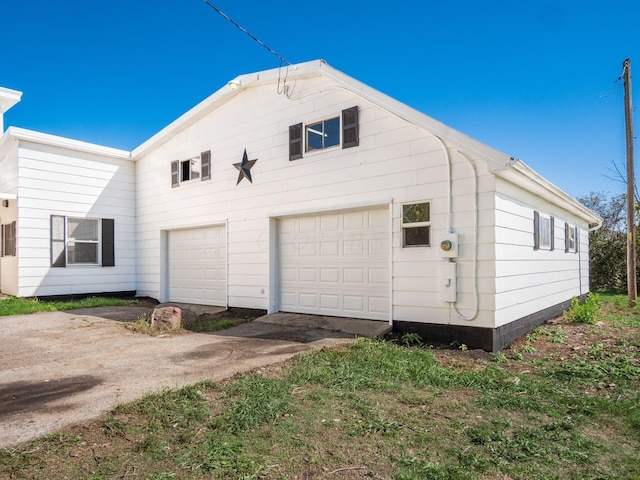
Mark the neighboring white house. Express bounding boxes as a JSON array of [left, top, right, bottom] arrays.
[[0, 61, 601, 350]]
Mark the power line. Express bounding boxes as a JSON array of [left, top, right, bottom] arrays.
[[202, 0, 292, 66]]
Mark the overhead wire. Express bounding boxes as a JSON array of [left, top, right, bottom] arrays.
[[202, 0, 292, 67]]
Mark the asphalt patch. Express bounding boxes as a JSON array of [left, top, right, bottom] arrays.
[[0, 375, 103, 418]]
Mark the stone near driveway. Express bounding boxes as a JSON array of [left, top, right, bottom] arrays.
[[151, 305, 197, 330]]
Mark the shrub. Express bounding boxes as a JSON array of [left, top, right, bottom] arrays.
[[563, 293, 601, 324]]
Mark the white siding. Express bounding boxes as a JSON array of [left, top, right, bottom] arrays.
[[136, 76, 497, 327], [16, 142, 135, 297], [494, 183, 590, 327]]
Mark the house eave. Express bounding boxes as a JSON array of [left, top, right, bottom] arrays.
[[496, 159, 602, 229], [3, 127, 131, 160]]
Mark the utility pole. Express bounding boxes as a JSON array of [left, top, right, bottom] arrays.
[[623, 58, 637, 307]]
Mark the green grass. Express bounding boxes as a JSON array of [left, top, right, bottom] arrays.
[[183, 314, 254, 332], [1, 293, 639, 479], [0, 296, 137, 316]]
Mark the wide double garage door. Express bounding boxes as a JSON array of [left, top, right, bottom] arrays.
[[278, 207, 390, 321], [167, 226, 226, 306]]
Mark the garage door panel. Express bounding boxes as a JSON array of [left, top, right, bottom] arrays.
[[278, 208, 389, 321], [168, 225, 226, 306]]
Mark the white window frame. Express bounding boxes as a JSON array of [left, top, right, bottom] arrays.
[[402, 202, 431, 247], [1, 221, 16, 257], [566, 223, 578, 253], [66, 217, 101, 266], [305, 116, 341, 153], [538, 214, 552, 250]]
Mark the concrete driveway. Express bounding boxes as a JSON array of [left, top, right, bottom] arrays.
[[0, 307, 388, 449]]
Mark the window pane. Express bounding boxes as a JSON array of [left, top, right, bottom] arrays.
[[180, 158, 199, 181], [68, 243, 98, 264], [190, 158, 200, 180], [324, 117, 340, 147], [306, 117, 340, 151], [403, 203, 430, 223], [306, 122, 324, 151], [68, 219, 98, 241], [540, 217, 551, 247], [404, 226, 430, 246]]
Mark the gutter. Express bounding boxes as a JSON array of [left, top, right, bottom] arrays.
[[496, 159, 603, 230]]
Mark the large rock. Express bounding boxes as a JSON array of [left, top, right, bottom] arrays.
[[150, 305, 196, 330]]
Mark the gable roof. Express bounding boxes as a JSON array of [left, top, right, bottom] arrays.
[[131, 60, 600, 228]]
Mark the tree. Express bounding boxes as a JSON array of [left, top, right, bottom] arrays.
[[578, 191, 638, 291]]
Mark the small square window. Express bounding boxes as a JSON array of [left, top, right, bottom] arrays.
[[180, 157, 200, 182], [402, 202, 431, 247], [306, 117, 340, 152]]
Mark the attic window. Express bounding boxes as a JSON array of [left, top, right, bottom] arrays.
[[289, 106, 359, 161], [306, 117, 340, 152], [171, 151, 211, 187], [181, 157, 200, 182]]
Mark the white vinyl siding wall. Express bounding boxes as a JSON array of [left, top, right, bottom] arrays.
[[15, 142, 135, 297], [494, 189, 589, 327], [135, 75, 496, 327]]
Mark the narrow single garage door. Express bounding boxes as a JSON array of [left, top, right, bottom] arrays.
[[278, 208, 390, 321], [168, 225, 226, 306]]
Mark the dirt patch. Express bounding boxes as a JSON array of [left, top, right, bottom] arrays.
[[0, 376, 103, 418]]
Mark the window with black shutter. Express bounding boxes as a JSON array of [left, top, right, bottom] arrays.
[[50, 216, 114, 267], [1, 221, 16, 257]]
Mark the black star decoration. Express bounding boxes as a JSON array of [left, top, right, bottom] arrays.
[[233, 148, 257, 185]]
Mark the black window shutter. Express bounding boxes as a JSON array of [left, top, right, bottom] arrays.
[[289, 123, 303, 161], [102, 219, 115, 267], [533, 211, 540, 250], [342, 106, 359, 149], [550, 216, 555, 251], [171, 160, 180, 187], [565, 223, 570, 252], [51, 215, 66, 267], [201, 151, 211, 181], [574, 227, 580, 253], [10, 221, 15, 256], [1, 224, 5, 257]]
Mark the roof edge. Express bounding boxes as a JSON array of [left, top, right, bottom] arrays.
[[498, 159, 602, 228], [4, 127, 131, 160]]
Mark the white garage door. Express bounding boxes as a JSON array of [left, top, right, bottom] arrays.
[[168, 225, 226, 306], [278, 208, 390, 321]]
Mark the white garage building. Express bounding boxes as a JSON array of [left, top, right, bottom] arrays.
[[0, 61, 601, 350]]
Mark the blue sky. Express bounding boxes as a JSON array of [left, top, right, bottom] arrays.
[[2, 0, 639, 199]]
